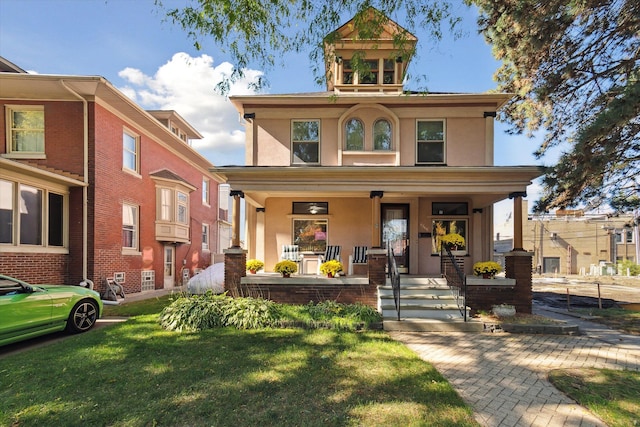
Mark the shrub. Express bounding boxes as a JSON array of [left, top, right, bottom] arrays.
[[618, 259, 640, 276], [159, 295, 381, 332], [159, 292, 230, 332]]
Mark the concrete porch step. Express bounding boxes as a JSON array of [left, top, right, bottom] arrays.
[[383, 318, 483, 332]]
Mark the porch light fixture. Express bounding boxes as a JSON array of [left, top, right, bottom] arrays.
[[243, 112, 255, 120]]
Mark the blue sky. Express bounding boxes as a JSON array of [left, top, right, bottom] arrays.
[[0, 0, 552, 231]]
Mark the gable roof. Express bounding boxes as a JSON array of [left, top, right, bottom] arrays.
[[0, 56, 27, 73], [331, 7, 417, 43]]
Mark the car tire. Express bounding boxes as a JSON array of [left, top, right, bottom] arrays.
[[66, 300, 99, 333]]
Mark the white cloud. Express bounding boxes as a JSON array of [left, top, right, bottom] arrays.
[[117, 52, 263, 166]]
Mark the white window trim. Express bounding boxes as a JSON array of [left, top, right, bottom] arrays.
[[202, 223, 210, 251], [122, 127, 140, 174], [0, 176, 69, 253], [202, 178, 210, 207], [416, 119, 446, 164], [291, 119, 320, 165], [4, 105, 46, 159], [122, 202, 139, 253]]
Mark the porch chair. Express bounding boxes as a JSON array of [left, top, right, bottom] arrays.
[[281, 244, 302, 273], [348, 246, 368, 276], [316, 245, 341, 274]]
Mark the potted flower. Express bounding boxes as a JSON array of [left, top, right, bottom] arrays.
[[473, 261, 503, 279], [246, 259, 264, 274], [274, 260, 297, 277], [320, 259, 343, 278], [440, 233, 465, 251]]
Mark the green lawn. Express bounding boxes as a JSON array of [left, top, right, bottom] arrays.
[[0, 309, 478, 426], [573, 308, 640, 335], [549, 368, 640, 426]]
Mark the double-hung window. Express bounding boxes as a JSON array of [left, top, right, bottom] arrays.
[[122, 203, 139, 250], [417, 120, 445, 164], [202, 178, 210, 206], [6, 105, 45, 157], [292, 120, 320, 164], [123, 129, 140, 173], [202, 223, 210, 251]]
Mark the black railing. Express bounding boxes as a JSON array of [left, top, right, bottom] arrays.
[[440, 246, 467, 321], [388, 244, 401, 320]]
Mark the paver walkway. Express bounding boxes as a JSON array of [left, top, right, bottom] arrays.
[[389, 311, 640, 427]]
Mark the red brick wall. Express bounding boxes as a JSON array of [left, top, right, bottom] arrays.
[[0, 253, 68, 284], [88, 103, 218, 294], [238, 282, 378, 308]]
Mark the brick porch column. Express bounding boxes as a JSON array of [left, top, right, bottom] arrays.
[[367, 248, 387, 286], [224, 247, 246, 295], [505, 250, 533, 314]]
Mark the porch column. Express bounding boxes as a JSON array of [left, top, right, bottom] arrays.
[[510, 191, 527, 251], [230, 190, 244, 248], [483, 111, 496, 166], [370, 191, 383, 248]]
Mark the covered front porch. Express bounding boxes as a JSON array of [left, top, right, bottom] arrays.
[[217, 165, 540, 277]]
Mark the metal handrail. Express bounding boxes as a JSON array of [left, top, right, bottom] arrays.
[[441, 246, 467, 321], [388, 243, 401, 320]]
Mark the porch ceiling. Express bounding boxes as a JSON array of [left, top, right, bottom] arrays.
[[211, 165, 544, 207]]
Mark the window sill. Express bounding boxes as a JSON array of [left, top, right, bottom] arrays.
[[121, 249, 142, 256], [2, 153, 46, 160], [122, 168, 142, 179], [0, 245, 68, 254]]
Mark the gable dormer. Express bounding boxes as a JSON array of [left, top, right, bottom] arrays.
[[324, 8, 417, 93], [147, 110, 203, 145]]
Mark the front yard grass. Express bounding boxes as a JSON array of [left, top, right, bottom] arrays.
[[549, 368, 640, 426], [0, 311, 478, 426], [572, 308, 640, 335]]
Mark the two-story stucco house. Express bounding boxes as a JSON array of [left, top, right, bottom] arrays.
[[216, 10, 542, 284], [0, 57, 229, 295]]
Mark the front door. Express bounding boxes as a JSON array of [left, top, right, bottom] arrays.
[[163, 245, 175, 288], [382, 204, 409, 273]]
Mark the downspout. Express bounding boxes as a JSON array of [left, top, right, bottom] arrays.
[[60, 80, 90, 285]]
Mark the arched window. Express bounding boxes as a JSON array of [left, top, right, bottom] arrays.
[[345, 118, 364, 150], [373, 119, 392, 150]]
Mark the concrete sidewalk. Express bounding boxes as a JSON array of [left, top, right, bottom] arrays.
[[389, 309, 640, 426]]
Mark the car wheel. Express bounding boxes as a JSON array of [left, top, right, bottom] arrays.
[[66, 300, 99, 333]]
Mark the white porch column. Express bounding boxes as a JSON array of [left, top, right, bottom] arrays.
[[484, 111, 496, 166], [230, 190, 244, 248]]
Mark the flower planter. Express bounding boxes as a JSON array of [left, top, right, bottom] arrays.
[[493, 305, 516, 317]]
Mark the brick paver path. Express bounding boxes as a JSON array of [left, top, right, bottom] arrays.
[[390, 331, 640, 426]]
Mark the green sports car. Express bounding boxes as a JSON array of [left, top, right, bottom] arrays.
[[0, 274, 103, 346]]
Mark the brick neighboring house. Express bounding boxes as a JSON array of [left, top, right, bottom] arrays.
[[0, 57, 230, 294], [215, 10, 542, 279]]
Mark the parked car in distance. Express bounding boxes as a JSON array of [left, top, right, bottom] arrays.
[[0, 274, 103, 346]]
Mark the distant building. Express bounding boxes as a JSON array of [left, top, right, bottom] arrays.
[[499, 201, 639, 275], [0, 58, 231, 293]]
